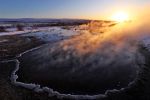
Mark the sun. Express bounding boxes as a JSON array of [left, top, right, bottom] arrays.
[[111, 11, 129, 22]]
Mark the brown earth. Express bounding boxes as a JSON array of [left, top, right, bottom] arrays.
[[0, 35, 44, 60]]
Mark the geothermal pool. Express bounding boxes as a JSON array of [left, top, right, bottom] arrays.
[[16, 42, 139, 95]]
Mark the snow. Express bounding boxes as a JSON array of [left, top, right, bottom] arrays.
[[1, 26, 150, 50], [0, 30, 37, 36], [22, 27, 79, 42], [6, 28, 17, 32], [0, 31, 24, 36], [1, 25, 149, 99], [0, 27, 50, 36], [0, 26, 79, 42], [0, 39, 8, 43]]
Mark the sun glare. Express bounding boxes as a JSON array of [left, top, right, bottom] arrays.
[[111, 11, 129, 22]]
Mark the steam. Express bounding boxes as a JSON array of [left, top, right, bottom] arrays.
[[48, 8, 150, 65], [15, 7, 150, 98], [46, 22, 145, 71]]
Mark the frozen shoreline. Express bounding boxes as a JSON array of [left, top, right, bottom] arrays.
[[0, 40, 148, 99], [0, 25, 150, 99]]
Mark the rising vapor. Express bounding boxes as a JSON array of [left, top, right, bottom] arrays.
[[15, 6, 150, 99]]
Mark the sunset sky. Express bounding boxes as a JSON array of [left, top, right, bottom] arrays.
[[0, 0, 150, 19]]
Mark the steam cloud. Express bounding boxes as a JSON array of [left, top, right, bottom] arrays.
[[18, 7, 150, 97]]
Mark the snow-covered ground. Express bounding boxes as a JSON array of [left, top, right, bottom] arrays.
[[0, 29, 38, 36], [0, 26, 80, 42], [0, 26, 150, 50], [0, 39, 8, 43], [0, 27, 56, 36], [22, 27, 80, 42]]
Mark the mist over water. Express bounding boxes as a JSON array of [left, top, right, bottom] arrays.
[[18, 9, 150, 95]]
